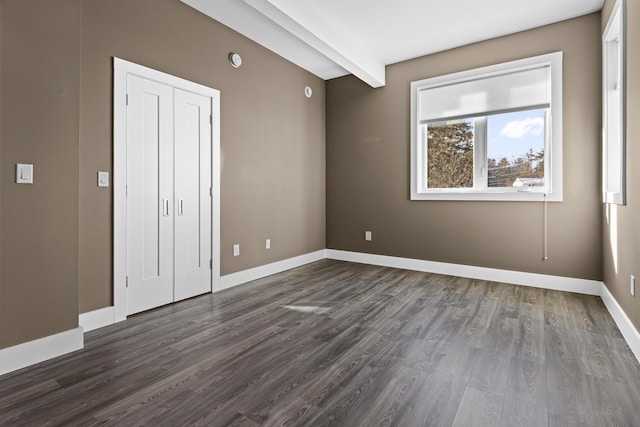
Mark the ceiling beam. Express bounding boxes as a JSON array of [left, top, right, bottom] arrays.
[[242, 0, 385, 88]]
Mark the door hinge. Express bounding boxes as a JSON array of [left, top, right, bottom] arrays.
[[126, 276, 129, 288], [209, 259, 212, 270], [209, 115, 212, 125], [210, 187, 213, 197], [126, 94, 129, 106], [126, 185, 128, 197]]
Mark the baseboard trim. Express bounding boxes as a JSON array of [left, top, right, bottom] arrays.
[[79, 306, 116, 332], [600, 285, 640, 363], [218, 249, 327, 292], [327, 249, 640, 365], [326, 249, 603, 295], [0, 327, 83, 377], [6, 249, 640, 377]]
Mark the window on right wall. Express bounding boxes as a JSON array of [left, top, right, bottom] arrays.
[[603, 0, 626, 205]]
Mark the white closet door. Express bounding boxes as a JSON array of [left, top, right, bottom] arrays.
[[174, 89, 212, 301], [126, 75, 174, 315]]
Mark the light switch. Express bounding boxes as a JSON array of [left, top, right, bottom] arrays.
[[16, 164, 33, 184], [98, 171, 109, 187]]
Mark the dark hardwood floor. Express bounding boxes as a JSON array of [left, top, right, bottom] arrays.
[[1, 259, 640, 426]]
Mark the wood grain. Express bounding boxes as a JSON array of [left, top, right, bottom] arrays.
[[1, 259, 639, 426]]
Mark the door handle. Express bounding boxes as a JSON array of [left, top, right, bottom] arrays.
[[178, 199, 184, 216], [163, 198, 170, 217]]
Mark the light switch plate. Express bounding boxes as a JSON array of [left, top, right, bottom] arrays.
[[16, 163, 33, 184], [98, 171, 109, 187]]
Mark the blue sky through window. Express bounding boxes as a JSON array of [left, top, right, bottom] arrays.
[[487, 109, 545, 161]]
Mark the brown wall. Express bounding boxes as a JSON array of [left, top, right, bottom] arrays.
[[0, 0, 325, 349], [326, 13, 603, 281], [0, 1, 4, 346], [3, 0, 632, 353], [78, 0, 326, 312], [602, 0, 640, 331], [0, 0, 82, 348]]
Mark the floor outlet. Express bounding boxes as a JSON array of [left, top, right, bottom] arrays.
[[365, 231, 372, 241], [631, 275, 636, 297], [233, 244, 240, 257]]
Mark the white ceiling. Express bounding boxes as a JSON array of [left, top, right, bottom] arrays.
[[181, 0, 604, 88]]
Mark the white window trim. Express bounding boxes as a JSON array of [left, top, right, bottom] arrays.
[[602, 0, 626, 205], [410, 52, 563, 202]]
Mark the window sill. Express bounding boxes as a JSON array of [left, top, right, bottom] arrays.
[[410, 190, 562, 202]]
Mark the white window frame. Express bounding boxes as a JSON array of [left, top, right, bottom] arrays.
[[410, 52, 563, 202], [602, 0, 626, 205]]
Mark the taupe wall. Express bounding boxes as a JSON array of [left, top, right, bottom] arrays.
[[0, 0, 82, 349], [602, 0, 640, 331], [0, 2, 4, 346], [4, 0, 635, 353], [0, 0, 325, 349], [326, 13, 603, 281], [78, 0, 326, 312]]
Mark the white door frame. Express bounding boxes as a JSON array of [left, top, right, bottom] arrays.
[[113, 57, 221, 322]]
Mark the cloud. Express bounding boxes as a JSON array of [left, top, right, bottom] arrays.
[[499, 117, 544, 138]]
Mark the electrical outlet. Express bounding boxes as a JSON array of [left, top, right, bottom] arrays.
[[266, 239, 271, 249], [233, 244, 240, 257], [631, 275, 636, 297], [365, 231, 372, 241]]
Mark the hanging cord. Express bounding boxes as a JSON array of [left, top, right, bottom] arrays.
[[543, 193, 549, 261]]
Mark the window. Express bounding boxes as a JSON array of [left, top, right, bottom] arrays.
[[603, 0, 626, 205], [410, 52, 563, 201]]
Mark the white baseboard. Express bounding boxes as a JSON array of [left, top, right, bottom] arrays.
[[600, 285, 640, 363], [0, 328, 83, 377], [326, 249, 603, 295], [327, 249, 640, 365], [218, 249, 326, 292], [79, 306, 116, 332], [4, 249, 639, 378]]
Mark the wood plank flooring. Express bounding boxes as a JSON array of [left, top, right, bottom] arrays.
[[1, 259, 640, 426]]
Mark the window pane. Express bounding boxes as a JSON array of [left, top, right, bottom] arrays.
[[426, 119, 474, 188], [602, 2, 625, 205], [487, 109, 545, 188]]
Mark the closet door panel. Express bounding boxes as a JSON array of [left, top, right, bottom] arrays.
[[126, 75, 175, 315], [174, 89, 212, 301]]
